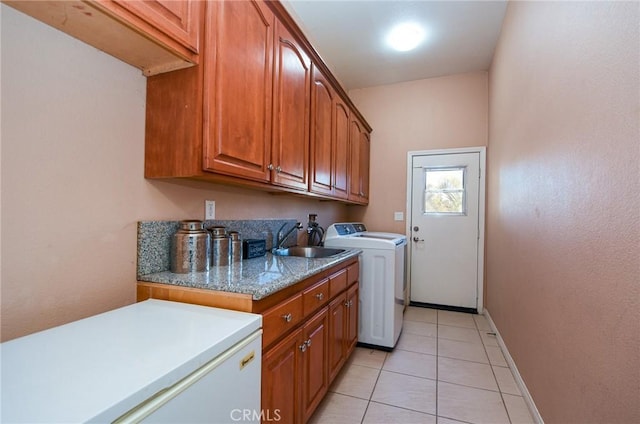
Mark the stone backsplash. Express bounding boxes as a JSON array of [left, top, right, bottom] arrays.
[[137, 219, 298, 277]]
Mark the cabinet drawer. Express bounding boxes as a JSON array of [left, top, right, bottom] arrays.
[[263, 294, 303, 348], [328, 269, 348, 298], [347, 262, 359, 285], [303, 278, 329, 316]]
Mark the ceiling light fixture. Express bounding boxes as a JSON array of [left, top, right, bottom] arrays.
[[386, 22, 426, 52]]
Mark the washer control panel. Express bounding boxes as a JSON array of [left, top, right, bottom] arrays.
[[333, 223, 368, 235]]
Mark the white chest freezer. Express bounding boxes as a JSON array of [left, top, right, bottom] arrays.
[[1, 299, 262, 423]]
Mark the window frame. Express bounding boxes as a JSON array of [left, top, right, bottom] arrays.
[[422, 166, 468, 216]]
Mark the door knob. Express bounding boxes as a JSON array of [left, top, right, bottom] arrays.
[[413, 237, 424, 242]]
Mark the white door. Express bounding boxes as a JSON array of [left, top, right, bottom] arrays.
[[408, 149, 484, 310]]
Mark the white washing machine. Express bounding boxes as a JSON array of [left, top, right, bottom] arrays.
[[323, 223, 407, 350]]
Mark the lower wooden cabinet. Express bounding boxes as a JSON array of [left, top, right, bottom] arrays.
[[261, 309, 330, 424], [301, 308, 329, 422], [328, 293, 347, 382], [137, 257, 359, 424], [261, 264, 359, 424], [346, 283, 359, 353], [328, 282, 359, 382], [262, 328, 302, 424]]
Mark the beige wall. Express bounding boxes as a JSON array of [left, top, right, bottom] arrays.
[[0, 5, 347, 342], [348, 72, 488, 234], [487, 2, 639, 423]]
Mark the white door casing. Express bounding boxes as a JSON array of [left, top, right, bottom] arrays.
[[406, 148, 485, 311]]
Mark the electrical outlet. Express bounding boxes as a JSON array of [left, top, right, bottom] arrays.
[[205, 200, 216, 220], [394, 211, 404, 221]]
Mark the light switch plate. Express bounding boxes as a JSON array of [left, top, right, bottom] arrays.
[[394, 211, 404, 221]]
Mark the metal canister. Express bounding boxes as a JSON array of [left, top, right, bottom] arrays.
[[209, 226, 230, 266], [170, 220, 211, 273], [229, 231, 242, 263]]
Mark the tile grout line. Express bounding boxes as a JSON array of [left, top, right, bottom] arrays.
[[359, 348, 387, 423], [353, 309, 513, 423]]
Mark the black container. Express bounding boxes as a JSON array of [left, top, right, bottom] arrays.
[[242, 239, 267, 259]]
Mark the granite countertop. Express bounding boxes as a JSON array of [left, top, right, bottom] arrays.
[[138, 249, 361, 300]]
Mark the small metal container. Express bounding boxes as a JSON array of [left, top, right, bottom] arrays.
[[170, 220, 211, 273], [229, 231, 242, 263], [209, 226, 227, 237], [209, 226, 230, 266]]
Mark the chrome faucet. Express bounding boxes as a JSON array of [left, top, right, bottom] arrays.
[[276, 222, 303, 250]]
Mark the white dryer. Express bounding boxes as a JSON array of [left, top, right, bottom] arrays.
[[323, 223, 407, 350]]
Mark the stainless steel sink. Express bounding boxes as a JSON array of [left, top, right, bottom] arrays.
[[273, 246, 346, 258]]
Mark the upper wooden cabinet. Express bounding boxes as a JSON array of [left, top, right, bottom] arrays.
[[109, 0, 199, 53], [349, 115, 371, 204], [203, 1, 310, 190], [309, 67, 335, 197], [143, 0, 371, 204], [333, 98, 351, 200], [271, 21, 311, 191], [5, 0, 202, 76], [309, 66, 350, 200], [203, 0, 274, 183]]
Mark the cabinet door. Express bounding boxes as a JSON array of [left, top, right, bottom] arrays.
[[333, 99, 350, 199], [111, 0, 200, 53], [271, 22, 311, 191], [349, 116, 370, 204], [301, 308, 329, 422], [349, 117, 363, 202], [262, 328, 303, 424], [203, 0, 274, 182], [309, 66, 335, 196], [328, 293, 347, 382], [359, 131, 371, 202], [346, 283, 359, 355]]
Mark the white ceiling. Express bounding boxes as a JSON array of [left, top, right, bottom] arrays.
[[282, 0, 508, 90]]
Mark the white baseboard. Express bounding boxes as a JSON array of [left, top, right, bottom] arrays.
[[483, 309, 544, 424]]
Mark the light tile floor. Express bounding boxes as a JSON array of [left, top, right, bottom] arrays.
[[310, 306, 536, 424]]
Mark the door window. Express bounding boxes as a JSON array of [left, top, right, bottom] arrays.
[[423, 167, 466, 215]]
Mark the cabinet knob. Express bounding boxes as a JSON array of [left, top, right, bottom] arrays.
[[267, 163, 274, 171], [306, 339, 312, 348], [344, 301, 350, 307], [282, 313, 293, 323], [276, 166, 282, 173], [316, 293, 324, 301], [299, 343, 307, 352]]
